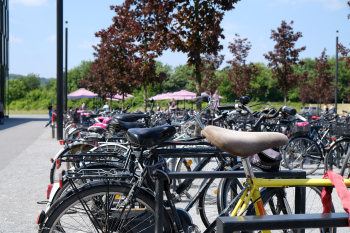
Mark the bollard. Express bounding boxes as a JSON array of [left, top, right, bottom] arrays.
[[52, 113, 57, 139]]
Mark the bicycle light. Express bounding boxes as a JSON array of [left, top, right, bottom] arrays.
[[56, 158, 61, 169], [47, 184, 54, 199], [59, 173, 63, 189], [59, 140, 65, 145]]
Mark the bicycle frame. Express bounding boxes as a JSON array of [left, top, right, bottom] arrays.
[[227, 158, 350, 233]]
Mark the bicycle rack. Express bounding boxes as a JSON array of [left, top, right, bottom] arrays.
[[154, 160, 306, 233]]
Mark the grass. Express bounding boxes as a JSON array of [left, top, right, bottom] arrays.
[[8, 109, 49, 114], [8, 102, 350, 114]]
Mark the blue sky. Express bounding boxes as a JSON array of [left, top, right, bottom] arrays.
[[9, 0, 350, 78]]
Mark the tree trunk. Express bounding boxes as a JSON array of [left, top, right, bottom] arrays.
[[122, 94, 125, 110], [284, 93, 287, 106], [143, 84, 147, 112], [110, 97, 113, 112], [195, 61, 202, 112]]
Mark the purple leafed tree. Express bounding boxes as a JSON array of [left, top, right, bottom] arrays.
[[226, 34, 262, 98], [264, 21, 308, 105]]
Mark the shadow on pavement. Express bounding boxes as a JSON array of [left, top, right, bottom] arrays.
[[0, 116, 49, 131]]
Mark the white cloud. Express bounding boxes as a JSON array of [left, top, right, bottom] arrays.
[[9, 34, 24, 43], [78, 41, 97, 49], [10, 0, 48, 6], [272, 0, 345, 11], [47, 35, 56, 43]]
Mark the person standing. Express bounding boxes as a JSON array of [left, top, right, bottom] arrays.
[[81, 101, 86, 110], [329, 104, 335, 114], [308, 104, 313, 116], [212, 90, 220, 108], [103, 102, 110, 111], [170, 98, 177, 111], [0, 101, 4, 124], [156, 103, 162, 112]]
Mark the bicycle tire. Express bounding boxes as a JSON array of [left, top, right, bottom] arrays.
[[324, 138, 350, 174], [283, 136, 322, 175], [218, 177, 336, 233], [40, 180, 172, 233]]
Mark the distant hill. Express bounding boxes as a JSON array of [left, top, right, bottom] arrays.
[[9, 73, 54, 85]]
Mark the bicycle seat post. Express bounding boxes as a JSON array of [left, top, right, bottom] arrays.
[[241, 157, 255, 180]]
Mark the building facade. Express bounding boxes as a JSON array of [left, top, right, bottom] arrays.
[[0, 0, 8, 116]]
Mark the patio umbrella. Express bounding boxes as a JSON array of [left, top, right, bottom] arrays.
[[149, 92, 174, 100], [67, 88, 98, 99], [167, 90, 197, 109]]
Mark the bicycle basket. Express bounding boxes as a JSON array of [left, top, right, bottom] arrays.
[[332, 123, 350, 137], [290, 122, 311, 136]]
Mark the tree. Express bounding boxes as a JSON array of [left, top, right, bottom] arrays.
[[299, 49, 335, 105], [68, 61, 92, 93], [168, 0, 240, 111], [110, 1, 170, 111], [199, 53, 224, 95], [9, 78, 26, 101], [19, 73, 41, 92], [264, 21, 308, 105], [338, 43, 350, 101], [226, 34, 262, 98]]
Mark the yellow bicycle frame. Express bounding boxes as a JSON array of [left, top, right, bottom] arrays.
[[228, 177, 350, 233]]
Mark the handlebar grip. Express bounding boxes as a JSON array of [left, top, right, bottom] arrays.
[[282, 106, 296, 116], [191, 95, 209, 103], [217, 104, 241, 111]]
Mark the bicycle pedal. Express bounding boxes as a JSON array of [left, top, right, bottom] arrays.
[[188, 224, 201, 233]]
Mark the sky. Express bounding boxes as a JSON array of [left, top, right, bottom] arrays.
[[9, 0, 350, 78]]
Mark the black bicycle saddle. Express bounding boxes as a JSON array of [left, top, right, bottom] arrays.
[[126, 126, 176, 147]]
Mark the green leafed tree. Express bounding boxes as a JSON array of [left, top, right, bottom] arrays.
[[9, 78, 26, 101]]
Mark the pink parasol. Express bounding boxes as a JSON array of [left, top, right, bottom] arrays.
[[67, 88, 98, 99]]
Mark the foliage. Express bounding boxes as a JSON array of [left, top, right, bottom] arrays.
[[18, 73, 41, 92], [226, 34, 262, 98], [167, 0, 240, 111], [9, 78, 26, 101], [264, 21, 308, 105], [299, 49, 335, 104], [68, 61, 92, 93], [199, 53, 224, 95]]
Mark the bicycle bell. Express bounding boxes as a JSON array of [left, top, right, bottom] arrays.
[[239, 96, 250, 105]]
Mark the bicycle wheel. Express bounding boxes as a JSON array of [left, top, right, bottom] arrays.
[[40, 181, 172, 233], [324, 138, 350, 175], [260, 186, 336, 233], [340, 148, 350, 179], [175, 157, 197, 199], [283, 137, 322, 175], [218, 178, 336, 233], [50, 163, 127, 204]]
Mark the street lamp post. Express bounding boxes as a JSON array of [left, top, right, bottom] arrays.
[[56, 0, 63, 140], [65, 21, 68, 113], [335, 30, 339, 114]]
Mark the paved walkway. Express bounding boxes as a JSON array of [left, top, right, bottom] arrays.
[[0, 115, 62, 232]]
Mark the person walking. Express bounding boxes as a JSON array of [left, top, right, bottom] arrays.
[[44, 106, 56, 128], [48, 103, 53, 118], [0, 101, 4, 124]]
